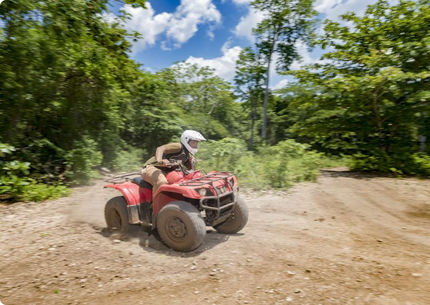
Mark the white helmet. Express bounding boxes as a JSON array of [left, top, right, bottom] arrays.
[[181, 130, 206, 155]]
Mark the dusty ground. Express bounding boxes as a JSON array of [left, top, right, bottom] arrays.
[[1, 168, 430, 305]]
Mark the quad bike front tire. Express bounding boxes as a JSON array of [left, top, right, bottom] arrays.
[[104, 196, 139, 234], [214, 195, 249, 234], [157, 201, 206, 252]]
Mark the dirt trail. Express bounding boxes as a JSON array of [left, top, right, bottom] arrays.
[[1, 168, 430, 305]]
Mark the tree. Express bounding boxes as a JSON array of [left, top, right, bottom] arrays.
[[156, 63, 241, 140], [0, 0, 147, 178], [287, 0, 430, 173], [234, 47, 266, 149], [271, 84, 315, 145], [251, 0, 316, 140]]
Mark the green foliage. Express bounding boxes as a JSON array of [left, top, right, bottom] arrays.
[[20, 183, 71, 202], [236, 140, 337, 189], [350, 152, 430, 177], [198, 138, 248, 171], [0, 143, 71, 202], [251, 0, 317, 71], [251, 0, 317, 139], [410, 154, 430, 176], [0, 0, 141, 182], [2, 0, 429, 203], [197, 139, 342, 189], [65, 137, 103, 184], [122, 0, 147, 8], [0, 1, 244, 200], [283, 0, 430, 174], [0, 143, 31, 201], [122, 64, 242, 156], [235, 47, 266, 149], [0, 143, 16, 156], [110, 146, 145, 172]]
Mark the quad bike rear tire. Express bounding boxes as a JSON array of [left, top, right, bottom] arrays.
[[157, 201, 206, 252], [214, 195, 249, 234], [104, 196, 139, 234]]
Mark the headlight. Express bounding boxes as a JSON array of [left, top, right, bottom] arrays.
[[198, 188, 207, 196], [196, 188, 214, 196]]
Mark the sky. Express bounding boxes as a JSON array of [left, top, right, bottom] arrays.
[[106, 0, 396, 89]]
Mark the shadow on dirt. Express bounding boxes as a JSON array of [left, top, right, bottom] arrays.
[[95, 226, 235, 257], [405, 205, 430, 220]]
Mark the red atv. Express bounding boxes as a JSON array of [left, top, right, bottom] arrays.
[[104, 162, 248, 252]]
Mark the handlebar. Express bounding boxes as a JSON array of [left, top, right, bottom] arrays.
[[157, 161, 191, 175], [157, 161, 181, 167]]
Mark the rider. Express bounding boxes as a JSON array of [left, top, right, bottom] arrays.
[[141, 130, 206, 194]]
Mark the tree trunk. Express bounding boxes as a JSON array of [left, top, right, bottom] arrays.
[[419, 135, 426, 153], [262, 55, 272, 140], [207, 102, 216, 115], [250, 101, 256, 150]]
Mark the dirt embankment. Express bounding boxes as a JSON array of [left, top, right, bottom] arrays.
[[1, 168, 429, 305]]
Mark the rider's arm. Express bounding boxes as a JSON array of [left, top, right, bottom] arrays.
[[156, 146, 171, 165], [156, 143, 182, 165], [155, 146, 166, 163]]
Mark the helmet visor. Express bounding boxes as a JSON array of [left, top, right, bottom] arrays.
[[188, 139, 200, 149]]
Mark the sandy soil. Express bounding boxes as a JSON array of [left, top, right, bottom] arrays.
[[1, 168, 429, 305]]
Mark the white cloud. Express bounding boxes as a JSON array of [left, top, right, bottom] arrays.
[[233, 8, 265, 43], [164, 0, 221, 49], [101, 12, 119, 25], [221, 0, 250, 4], [317, 0, 372, 23], [232, 0, 251, 4], [114, 0, 221, 53], [184, 43, 243, 81], [272, 79, 289, 90], [122, 4, 171, 52], [314, 0, 343, 14], [315, 0, 399, 23]]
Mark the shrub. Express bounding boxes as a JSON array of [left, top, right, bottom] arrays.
[[110, 146, 145, 172], [350, 152, 430, 177], [20, 183, 71, 202], [197, 139, 343, 190], [198, 138, 248, 172], [0, 143, 71, 202], [65, 136, 103, 184]]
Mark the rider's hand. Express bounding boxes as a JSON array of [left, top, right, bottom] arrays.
[[161, 159, 172, 167]]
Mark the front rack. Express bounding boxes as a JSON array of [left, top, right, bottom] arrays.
[[181, 172, 237, 221]]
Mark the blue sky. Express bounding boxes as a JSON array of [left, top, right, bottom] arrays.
[[106, 0, 397, 89]]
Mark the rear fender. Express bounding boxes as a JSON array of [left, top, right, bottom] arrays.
[[104, 182, 152, 225]]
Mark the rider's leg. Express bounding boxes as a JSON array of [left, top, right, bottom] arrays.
[[141, 165, 168, 194]]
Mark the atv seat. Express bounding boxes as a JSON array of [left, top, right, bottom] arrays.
[[131, 177, 153, 190]]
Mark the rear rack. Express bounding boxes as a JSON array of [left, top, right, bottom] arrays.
[[179, 172, 235, 187], [105, 171, 140, 184]]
